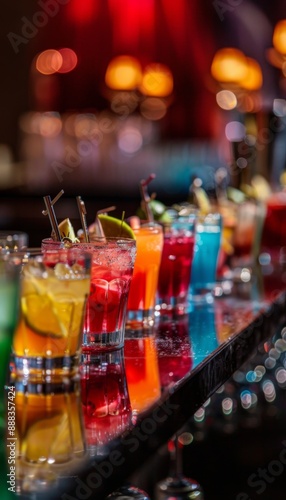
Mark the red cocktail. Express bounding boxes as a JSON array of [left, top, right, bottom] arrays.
[[155, 314, 193, 389], [80, 350, 132, 447], [261, 192, 286, 261], [42, 237, 136, 351], [157, 216, 195, 312]]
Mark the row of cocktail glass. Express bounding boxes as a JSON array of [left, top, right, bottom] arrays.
[[1, 209, 252, 383]]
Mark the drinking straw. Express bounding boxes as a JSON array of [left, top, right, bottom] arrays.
[[140, 173, 155, 223], [42, 190, 64, 241], [94, 206, 116, 237], [119, 211, 125, 237], [76, 196, 90, 243], [215, 167, 228, 204], [42, 190, 64, 217]]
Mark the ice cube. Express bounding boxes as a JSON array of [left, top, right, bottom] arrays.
[[54, 262, 72, 279], [71, 263, 84, 276], [23, 260, 47, 278]]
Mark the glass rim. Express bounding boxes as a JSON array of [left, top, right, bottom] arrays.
[[22, 250, 92, 273], [42, 237, 136, 245], [197, 212, 222, 223], [133, 223, 163, 233]]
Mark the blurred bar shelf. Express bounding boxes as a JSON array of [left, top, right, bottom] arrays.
[[15, 259, 286, 500]]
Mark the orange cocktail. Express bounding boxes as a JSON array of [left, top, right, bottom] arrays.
[[127, 223, 163, 328], [124, 333, 161, 415]]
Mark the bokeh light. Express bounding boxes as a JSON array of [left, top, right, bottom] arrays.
[[241, 58, 263, 91], [57, 48, 78, 74], [273, 19, 286, 55], [216, 90, 237, 110], [105, 56, 142, 90], [35, 49, 63, 75], [140, 63, 173, 97], [38, 113, 62, 137], [211, 48, 248, 85], [225, 121, 246, 142], [140, 98, 167, 120], [117, 126, 143, 154]]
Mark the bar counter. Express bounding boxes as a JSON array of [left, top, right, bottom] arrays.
[[12, 259, 286, 499]]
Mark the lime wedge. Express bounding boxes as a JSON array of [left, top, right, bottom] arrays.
[[227, 186, 246, 204], [97, 214, 135, 239]]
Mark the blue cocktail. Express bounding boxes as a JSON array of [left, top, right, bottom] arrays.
[[189, 212, 222, 301]]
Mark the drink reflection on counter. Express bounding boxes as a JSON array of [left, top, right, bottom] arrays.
[[80, 349, 132, 453], [155, 314, 193, 390], [14, 378, 85, 494], [124, 329, 161, 416], [189, 301, 219, 368]]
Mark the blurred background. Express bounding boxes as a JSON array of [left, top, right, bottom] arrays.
[[1, 0, 286, 245]]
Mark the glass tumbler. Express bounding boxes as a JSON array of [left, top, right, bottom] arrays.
[[0, 231, 28, 251], [42, 237, 137, 352], [156, 214, 196, 314], [127, 223, 163, 329], [0, 253, 21, 422], [189, 212, 222, 302], [81, 237, 136, 352], [14, 377, 86, 494], [80, 349, 132, 452], [12, 249, 91, 378], [124, 329, 161, 416]]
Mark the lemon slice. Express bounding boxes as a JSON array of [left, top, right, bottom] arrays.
[[58, 218, 79, 242], [24, 414, 72, 463], [193, 186, 211, 214], [251, 175, 271, 202], [22, 293, 69, 338], [97, 214, 135, 239], [221, 235, 234, 255]]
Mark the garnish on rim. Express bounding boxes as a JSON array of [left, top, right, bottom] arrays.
[[96, 213, 135, 239]]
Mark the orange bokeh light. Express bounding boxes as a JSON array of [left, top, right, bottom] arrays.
[[105, 56, 142, 90], [140, 64, 173, 97], [35, 50, 63, 75], [273, 19, 286, 55], [241, 58, 263, 91], [211, 48, 248, 84], [35, 48, 78, 75], [140, 97, 167, 120]]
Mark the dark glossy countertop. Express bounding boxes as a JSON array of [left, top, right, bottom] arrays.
[[12, 260, 286, 499]]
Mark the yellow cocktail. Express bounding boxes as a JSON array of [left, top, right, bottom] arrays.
[[12, 250, 91, 378], [15, 379, 85, 493]]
